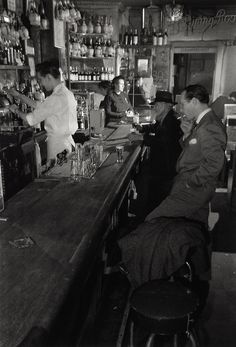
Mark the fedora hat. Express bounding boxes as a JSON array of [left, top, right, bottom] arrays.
[[150, 90, 175, 105]]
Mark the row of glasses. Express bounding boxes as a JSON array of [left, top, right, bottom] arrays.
[[70, 141, 104, 181]]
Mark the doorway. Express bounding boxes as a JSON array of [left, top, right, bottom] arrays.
[[170, 44, 225, 103], [173, 53, 216, 96]]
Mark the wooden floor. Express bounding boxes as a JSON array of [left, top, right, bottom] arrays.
[[200, 192, 236, 347], [201, 252, 236, 347], [81, 191, 236, 347]]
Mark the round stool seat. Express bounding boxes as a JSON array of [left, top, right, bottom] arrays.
[[130, 279, 199, 335]]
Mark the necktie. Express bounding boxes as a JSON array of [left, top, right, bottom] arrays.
[[190, 120, 197, 134]]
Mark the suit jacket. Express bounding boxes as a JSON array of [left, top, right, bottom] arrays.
[[142, 109, 183, 179], [146, 109, 227, 226], [118, 217, 210, 288]]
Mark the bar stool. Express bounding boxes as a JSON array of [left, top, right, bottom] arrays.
[[129, 278, 199, 347]]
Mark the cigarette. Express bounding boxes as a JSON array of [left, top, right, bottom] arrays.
[[0, 217, 8, 222]]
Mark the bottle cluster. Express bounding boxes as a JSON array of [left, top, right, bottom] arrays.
[[75, 95, 89, 130], [27, 0, 49, 29], [121, 27, 168, 46], [55, 0, 81, 22], [70, 66, 115, 82], [0, 10, 28, 66], [54, 0, 114, 37], [70, 35, 115, 58], [70, 15, 113, 36], [0, 81, 45, 132]]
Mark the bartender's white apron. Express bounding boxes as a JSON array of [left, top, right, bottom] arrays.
[[46, 134, 75, 159]]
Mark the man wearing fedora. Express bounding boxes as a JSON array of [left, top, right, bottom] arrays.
[[137, 90, 183, 216]]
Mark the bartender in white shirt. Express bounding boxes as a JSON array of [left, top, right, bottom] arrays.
[[8, 59, 78, 167]]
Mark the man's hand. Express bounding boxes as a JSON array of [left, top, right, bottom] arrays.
[[9, 104, 28, 123], [126, 110, 134, 118], [180, 116, 194, 138], [9, 104, 19, 114], [7, 88, 20, 98]]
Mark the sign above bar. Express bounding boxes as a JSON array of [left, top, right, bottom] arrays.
[[179, 9, 236, 30]]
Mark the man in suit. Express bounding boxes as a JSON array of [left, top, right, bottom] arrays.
[[145, 84, 227, 228], [137, 91, 183, 217]]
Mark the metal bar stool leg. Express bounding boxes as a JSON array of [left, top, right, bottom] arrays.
[[188, 331, 198, 347], [130, 321, 134, 347], [146, 333, 155, 347], [173, 334, 178, 347]]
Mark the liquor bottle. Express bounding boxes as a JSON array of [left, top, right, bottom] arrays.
[[108, 16, 113, 36], [84, 70, 88, 81], [103, 15, 109, 35], [69, 1, 76, 20], [95, 38, 102, 57], [106, 39, 114, 57], [141, 27, 148, 45], [80, 37, 87, 57], [96, 69, 101, 81], [101, 37, 106, 57], [77, 69, 81, 81], [110, 67, 115, 81], [87, 38, 94, 57], [0, 42, 5, 65], [124, 29, 129, 45], [2, 42, 8, 65], [34, 83, 45, 102], [133, 29, 138, 45], [163, 30, 168, 45], [81, 17, 87, 34], [87, 16, 94, 34], [39, 0, 49, 30], [101, 67, 105, 81], [104, 67, 109, 81], [158, 32, 163, 46], [4, 41, 11, 65], [28, 0, 41, 26], [152, 28, 158, 46], [74, 66, 78, 81], [62, 0, 69, 21], [94, 16, 101, 34], [129, 29, 133, 46], [87, 70, 92, 81], [74, 2, 81, 21]]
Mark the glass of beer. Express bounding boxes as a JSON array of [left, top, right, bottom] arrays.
[[116, 145, 124, 163]]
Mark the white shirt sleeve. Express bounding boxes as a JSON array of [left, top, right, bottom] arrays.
[[26, 94, 62, 126]]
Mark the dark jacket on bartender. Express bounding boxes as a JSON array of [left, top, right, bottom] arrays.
[[104, 76, 133, 124]]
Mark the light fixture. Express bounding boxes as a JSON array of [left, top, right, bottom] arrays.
[[164, 1, 184, 22]]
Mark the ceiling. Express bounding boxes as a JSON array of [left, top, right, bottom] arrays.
[[119, 0, 236, 8]]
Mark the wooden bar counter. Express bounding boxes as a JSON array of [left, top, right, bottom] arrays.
[[0, 124, 142, 347]]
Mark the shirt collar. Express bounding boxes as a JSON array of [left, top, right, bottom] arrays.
[[53, 82, 63, 94], [196, 107, 211, 124]]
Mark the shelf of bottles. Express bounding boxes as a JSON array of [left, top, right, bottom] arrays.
[[59, 1, 116, 87], [0, 9, 29, 67], [70, 66, 115, 84], [0, 80, 45, 133], [120, 26, 168, 48]]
